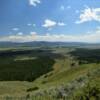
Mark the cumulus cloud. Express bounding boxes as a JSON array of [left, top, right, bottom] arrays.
[[0, 28, 100, 43], [17, 32, 23, 36], [27, 23, 36, 27], [27, 24, 32, 26], [60, 5, 65, 10], [42, 19, 66, 29], [12, 28, 19, 31], [75, 10, 79, 14], [42, 19, 57, 28], [76, 7, 100, 24], [67, 6, 71, 9], [33, 24, 36, 27], [30, 31, 37, 35], [60, 5, 71, 10], [58, 22, 66, 26], [29, 0, 41, 7]]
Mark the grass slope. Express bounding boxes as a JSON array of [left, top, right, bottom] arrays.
[[0, 47, 99, 100]]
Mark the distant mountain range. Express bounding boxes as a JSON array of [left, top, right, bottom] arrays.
[[0, 41, 100, 48]]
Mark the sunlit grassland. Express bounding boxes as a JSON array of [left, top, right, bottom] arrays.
[[0, 47, 99, 100]]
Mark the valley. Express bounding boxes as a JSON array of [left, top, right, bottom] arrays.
[[0, 45, 99, 100]]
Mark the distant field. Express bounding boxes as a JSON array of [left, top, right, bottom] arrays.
[[0, 46, 99, 100]]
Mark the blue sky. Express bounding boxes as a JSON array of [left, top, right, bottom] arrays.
[[0, 0, 100, 42]]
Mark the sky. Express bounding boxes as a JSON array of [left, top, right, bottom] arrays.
[[0, 0, 100, 43]]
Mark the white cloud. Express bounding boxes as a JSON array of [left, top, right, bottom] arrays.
[[27, 24, 32, 26], [17, 32, 23, 36], [42, 19, 66, 29], [29, 0, 41, 7], [12, 28, 19, 31], [75, 10, 79, 14], [97, 26, 100, 30], [76, 7, 100, 24], [30, 31, 37, 35], [60, 5, 65, 10], [42, 19, 57, 28], [1, 28, 100, 43], [33, 24, 36, 27], [67, 6, 71, 9], [58, 22, 66, 26], [60, 5, 71, 10], [27, 23, 36, 27]]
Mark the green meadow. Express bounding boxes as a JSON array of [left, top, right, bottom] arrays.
[[0, 47, 99, 100]]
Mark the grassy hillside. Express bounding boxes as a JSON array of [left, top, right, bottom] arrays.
[[0, 47, 99, 100]]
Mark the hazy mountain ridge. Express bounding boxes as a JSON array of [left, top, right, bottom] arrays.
[[0, 41, 100, 48]]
